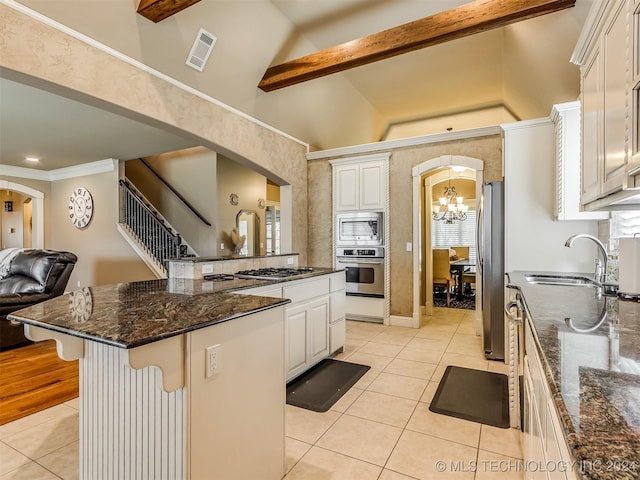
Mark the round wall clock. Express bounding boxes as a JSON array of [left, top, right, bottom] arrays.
[[68, 187, 93, 229]]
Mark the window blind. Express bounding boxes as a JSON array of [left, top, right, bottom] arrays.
[[431, 211, 477, 262]]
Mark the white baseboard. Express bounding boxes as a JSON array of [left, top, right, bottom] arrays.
[[389, 315, 415, 328]]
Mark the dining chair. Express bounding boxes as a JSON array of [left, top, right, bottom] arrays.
[[433, 248, 452, 307], [451, 246, 469, 259]]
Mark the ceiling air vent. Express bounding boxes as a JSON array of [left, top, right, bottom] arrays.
[[186, 28, 217, 71]]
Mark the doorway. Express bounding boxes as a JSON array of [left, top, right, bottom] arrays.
[[411, 156, 484, 330], [0, 182, 44, 249]]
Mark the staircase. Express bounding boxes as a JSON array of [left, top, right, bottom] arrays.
[[118, 179, 191, 277]]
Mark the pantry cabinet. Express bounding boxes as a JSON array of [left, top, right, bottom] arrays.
[[573, 0, 640, 208], [331, 154, 389, 211]]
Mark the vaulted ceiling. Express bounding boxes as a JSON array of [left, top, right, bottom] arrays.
[[1, 0, 593, 170]]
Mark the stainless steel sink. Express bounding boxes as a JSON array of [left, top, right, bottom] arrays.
[[524, 274, 599, 287]]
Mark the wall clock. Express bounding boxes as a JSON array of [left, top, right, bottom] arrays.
[[68, 187, 93, 229]]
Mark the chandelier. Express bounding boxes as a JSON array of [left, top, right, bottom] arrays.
[[432, 182, 468, 224]]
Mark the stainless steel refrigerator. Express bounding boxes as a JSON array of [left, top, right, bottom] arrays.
[[478, 181, 505, 360]]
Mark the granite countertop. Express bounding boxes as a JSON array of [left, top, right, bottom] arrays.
[[8, 267, 343, 350], [508, 271, 640, 480]]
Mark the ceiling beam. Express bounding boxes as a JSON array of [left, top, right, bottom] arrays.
[[258, 0, 576, 92], [137, 0, 201, 23]]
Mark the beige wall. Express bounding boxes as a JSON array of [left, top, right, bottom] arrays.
[[216, 156, 267, 256], [125, 147, 219, 257], [1, 5, 309, 286], [308, 135, 503, 318], [50, 167, 154, 288]]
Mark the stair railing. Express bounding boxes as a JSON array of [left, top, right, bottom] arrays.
[[119, 180, 182, 267]]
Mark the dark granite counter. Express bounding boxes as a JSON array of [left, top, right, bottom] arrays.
[[8, 267, 343, 350], [508, 271, 640, 480], [8, 278, 289, 350]]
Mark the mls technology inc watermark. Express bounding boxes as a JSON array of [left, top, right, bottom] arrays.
[[434, 459, 639, 474]]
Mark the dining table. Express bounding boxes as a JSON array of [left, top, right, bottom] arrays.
[[449, 258, 476, 300]]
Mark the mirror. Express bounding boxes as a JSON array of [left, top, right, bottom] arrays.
[[236, 210, 260, 256]]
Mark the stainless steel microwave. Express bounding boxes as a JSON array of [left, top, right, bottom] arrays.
[[336, 211, 383, 246]]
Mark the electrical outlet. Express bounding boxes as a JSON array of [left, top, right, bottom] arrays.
[[202, 264, 214, 274], [287, 257, 294, 265], [220, 243, 225, 250], [205, 344, 221, 377]]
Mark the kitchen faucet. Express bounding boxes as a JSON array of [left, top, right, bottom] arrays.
[[564, 234, 608, 284]]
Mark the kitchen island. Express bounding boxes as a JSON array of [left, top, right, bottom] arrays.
[[8, 277, 291, 480], [507, 271, 640, 480]]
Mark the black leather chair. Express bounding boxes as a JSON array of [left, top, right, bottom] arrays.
[[0, 249, 77, 351]]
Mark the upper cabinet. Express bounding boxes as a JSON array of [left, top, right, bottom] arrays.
[[330, 154, 389, 211], [572, 0, 640, 209]]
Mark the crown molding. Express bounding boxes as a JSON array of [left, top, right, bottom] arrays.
[[0, 159, 117, 181], [570, 0, 613, 66], [307, 125, 502, 161]]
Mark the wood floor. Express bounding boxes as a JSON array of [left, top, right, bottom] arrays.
[[0, 340, 79, 425]]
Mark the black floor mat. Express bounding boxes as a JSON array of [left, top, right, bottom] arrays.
[[286, 359, 370, 412], [429, 365, 509, 428]]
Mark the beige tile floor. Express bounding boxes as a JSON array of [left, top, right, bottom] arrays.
[[0, 308, 524, 480]]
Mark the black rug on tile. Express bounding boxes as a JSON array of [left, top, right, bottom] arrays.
[[286, 359, 370, 413], [433, 294, 476, 310], [429, 365, 509, 428]]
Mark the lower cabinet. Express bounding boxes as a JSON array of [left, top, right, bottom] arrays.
[[237, 272, 346, 382], [285, 296, 330, 380], [523, 320, 577, 480]]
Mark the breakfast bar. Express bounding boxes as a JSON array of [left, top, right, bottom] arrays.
[[8, 278, 290, 480]]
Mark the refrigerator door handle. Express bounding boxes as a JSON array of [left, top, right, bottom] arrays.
[[477, 196, 484, 270]]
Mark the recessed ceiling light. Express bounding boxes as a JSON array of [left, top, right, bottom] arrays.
[[25, 157, 39, 162]]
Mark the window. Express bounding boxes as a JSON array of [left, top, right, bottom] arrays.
[[611, 210, 640, 241], [431, 211, 477, 261]]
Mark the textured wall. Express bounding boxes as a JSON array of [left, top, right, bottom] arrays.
[[1, 5, 310, 278], [307, 135, 503, 318]]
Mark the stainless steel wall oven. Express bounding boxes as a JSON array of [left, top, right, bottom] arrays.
[[336, 246, 385, 297]]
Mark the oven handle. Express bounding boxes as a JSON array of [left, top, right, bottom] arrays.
[[337, 259, 384, 265]]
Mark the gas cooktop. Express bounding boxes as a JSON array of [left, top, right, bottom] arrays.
[[235, 267, 314, 280]]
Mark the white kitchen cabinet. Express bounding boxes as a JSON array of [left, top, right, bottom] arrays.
[[285, 303, 311, 380], [329, 272, 347, 353], [581, 48, 604, 204], [331, 154, 389, 211], [284, 286, 330, 380], [573, 0, 639, 208], [522, 319, 577, 480], [602, 0, 630, 195], [628, 2, 640, 183], [237, 272, 345, 381], [307, 297, 330, 365]]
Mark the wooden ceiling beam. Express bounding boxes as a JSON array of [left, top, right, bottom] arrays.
[[137, 0, 201, 23], [258, 0, 576, 92]]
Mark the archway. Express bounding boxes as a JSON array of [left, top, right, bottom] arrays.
[[411, 155, 484, 329], [0, 181, 44, 249]]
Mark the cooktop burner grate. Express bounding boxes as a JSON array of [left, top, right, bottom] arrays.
[[235, 267, 314, 279]]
